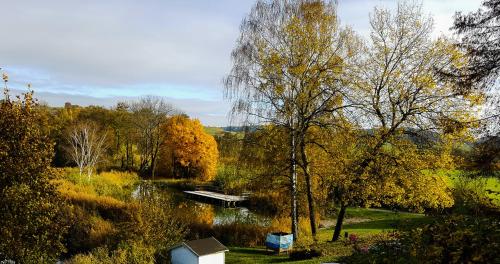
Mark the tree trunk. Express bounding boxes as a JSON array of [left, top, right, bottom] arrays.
[[290, 129, 299, 241], [151, 139, 160, 180], [331, 204, 347, 241], [130, 141, 134, 168], [299, 138, 317, 238], [172, 155, 176, 178], [151, 158, 156, 180], [125, 139, 130, 170], [151, 149, 156, 179], [87, 166, 93, 182]]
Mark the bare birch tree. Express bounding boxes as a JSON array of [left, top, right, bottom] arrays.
[[68, 123, 107, 180]]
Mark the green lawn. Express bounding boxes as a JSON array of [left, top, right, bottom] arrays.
[[442, 170, 500, 205], [226, 247, 296, 264], [226, 207, 429, 263], [317, 208, 430, 240], [226, 247, 337, 264]]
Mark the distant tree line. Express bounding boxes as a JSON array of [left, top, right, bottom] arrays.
[[39, 96, 218, 180]]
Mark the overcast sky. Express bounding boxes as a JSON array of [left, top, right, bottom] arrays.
[[0, 0, 483, 126]]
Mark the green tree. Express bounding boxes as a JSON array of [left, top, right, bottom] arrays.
[[0, 79, 68, 263]]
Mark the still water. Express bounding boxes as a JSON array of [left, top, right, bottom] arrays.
[[132, 181, 272, 226]]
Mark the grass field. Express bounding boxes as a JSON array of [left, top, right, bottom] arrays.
[[443, 170, 500, 205], [226, 207, 429, 264]]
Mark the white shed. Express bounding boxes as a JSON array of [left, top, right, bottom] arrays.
[[170, 237, 229, 264]]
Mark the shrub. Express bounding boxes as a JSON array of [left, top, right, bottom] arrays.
[[289, 248, 322, 260], [0, 90, 69, 263], [57, 179, 132, 221], [186, 214, 317, 248], [214, 164, 251, 194], [187, 221, 271, 247], [268, 216, 315, 246], [61, 168, 139, 200], [64, 184, 186, 262], [64, 206, 119, 255], [451, 175, 499, 215], [341, 215, 500, 264], [65, 241, 155, 264], [154, 178, 198, 191], [247, 192, 283, 215], [121, 188, 187, 262]]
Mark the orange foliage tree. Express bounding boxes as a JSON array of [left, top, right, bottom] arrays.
[[158, 115, 218, 181]]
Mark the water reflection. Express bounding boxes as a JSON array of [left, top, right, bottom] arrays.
[[133, 181, 271, 226]]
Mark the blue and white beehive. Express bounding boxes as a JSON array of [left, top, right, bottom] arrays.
[[265, 232, 293, 253]]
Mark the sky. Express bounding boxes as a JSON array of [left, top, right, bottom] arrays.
[[0, 0, 484, 126]]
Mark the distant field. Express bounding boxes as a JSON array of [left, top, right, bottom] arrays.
[[204, 126, 246, 139], [204, 126, 225, 136]]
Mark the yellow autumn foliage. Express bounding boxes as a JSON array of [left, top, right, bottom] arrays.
[[158, 115, 218, 181]]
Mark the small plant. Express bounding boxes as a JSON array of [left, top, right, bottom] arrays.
[[349, 234, 359, 243], [289, 248, 322, 260]]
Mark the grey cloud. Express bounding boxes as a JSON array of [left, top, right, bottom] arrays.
[[1, 0, 254, 88]]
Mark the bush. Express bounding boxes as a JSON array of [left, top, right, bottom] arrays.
[[188, 221, 271, 247], [214, 164, 251, 194], [64, 183, 186, 261], [65, 241, 155, 264], [451, 175, 499, 215], [61, 168, 139, 200], [63, 206, 119, 255], [247, 192, 283, 215], [289, 248, 322, 260], [57, 179, 133, 221], [0, 90, 69, 263], [121, 188, 187, 262], [341, 215, 500, 264]]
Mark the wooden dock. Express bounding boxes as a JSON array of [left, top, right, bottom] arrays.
[[183, 190, 248, 207]]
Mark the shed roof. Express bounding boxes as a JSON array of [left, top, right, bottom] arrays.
[[172, 237, 229, 257]]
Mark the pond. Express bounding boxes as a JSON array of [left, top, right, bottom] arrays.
[[132, 181, 272, 226]]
